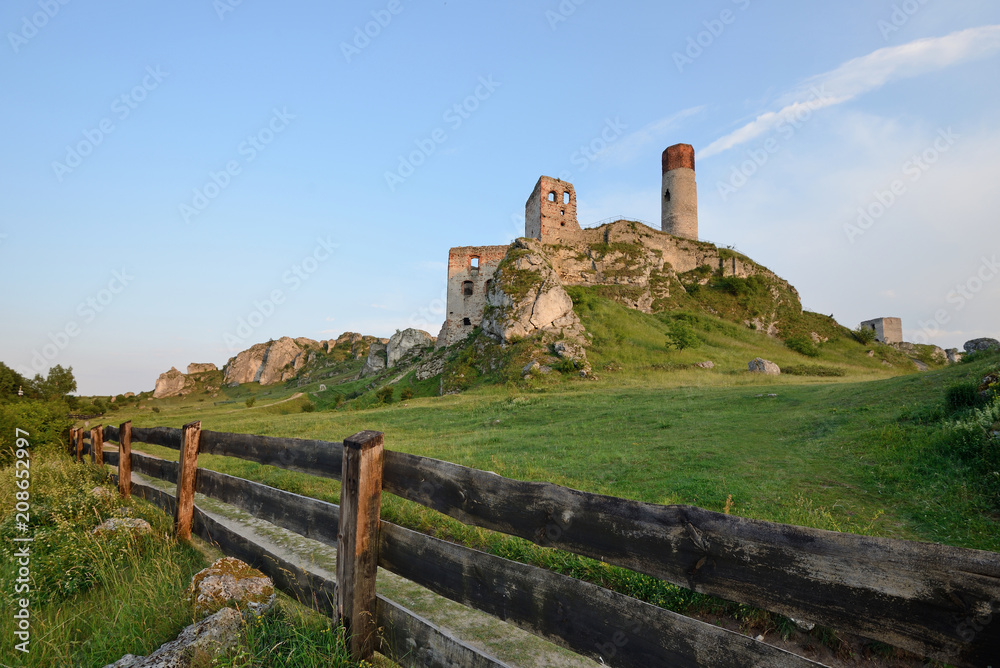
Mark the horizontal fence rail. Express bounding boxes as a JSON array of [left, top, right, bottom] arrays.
[[80, 422, 1000, 668]]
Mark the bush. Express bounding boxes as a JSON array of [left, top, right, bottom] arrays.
[[852, 326, 877, 345], [301, 401, 315, 413], [785, 335, 821, 358], [945, 383, 981, 413], [375, 386, 393, 404], [151, 406, 160, 414], [332, 393, 345, 408], [245, 397, 256, 408], [666, 320, 701, 350], [400, 387, 414, 400]]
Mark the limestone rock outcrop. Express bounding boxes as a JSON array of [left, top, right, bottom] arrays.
[[481, 239, 584, 344], [186, 362, 217, 374], [964, 338, 1000, 353], [748, 358, 780, 375], [387, 329, 434, 367], [222, 337, 320, 386], [93, 518, 152, 536], [103, 607, 242, 668], [360, 342, 387, 378], [153, 367, 195, 399]]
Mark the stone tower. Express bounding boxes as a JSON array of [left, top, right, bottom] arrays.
[[661, 143, 698, 240], [525, 176, 580, 243]]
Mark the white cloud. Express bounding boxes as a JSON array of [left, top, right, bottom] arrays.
[[701, 25, 1000, 158]]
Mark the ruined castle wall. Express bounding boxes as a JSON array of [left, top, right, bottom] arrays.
[[525, 176, 580, 244], [442, 245, 509, 345], [860, 317, 902, 344]]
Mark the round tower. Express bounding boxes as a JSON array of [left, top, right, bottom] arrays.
[[661, 143, 698, 240]]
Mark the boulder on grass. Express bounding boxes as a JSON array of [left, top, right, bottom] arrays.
[[104, 606, 242, 668], [964, 338, 1000, 354], [185, 557, 275, 619], [748, 358, 780, 375]]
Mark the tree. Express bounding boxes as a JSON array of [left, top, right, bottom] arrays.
[[43, 364, 77, 399], [0, 362, 29, 399]]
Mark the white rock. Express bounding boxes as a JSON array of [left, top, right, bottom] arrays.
[[748, 358, 780, 375]]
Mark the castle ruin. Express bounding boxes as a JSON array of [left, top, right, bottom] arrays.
[[438, 143, 716, 346], [859, 317, 903, 344]]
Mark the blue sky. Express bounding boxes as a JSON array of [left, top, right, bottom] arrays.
[[2, 1, 999, 395]]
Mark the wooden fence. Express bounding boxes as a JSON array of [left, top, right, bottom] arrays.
[[68, 423, 1000, 668]]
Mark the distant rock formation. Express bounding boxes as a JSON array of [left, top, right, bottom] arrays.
[[964, 338, 1000, 353], [187, 362, 218, 374], [153, 367, 195, 399], [222, 337, 321, 386], [360, 329, 435, 378]]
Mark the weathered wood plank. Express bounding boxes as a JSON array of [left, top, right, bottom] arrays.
[[118, 421, 132, 498], [127, 478, 512, 668], [74, 428, 83, 462], [337, 431, 384, 661], [131, 451, 178, 484], [103, 425, 120, 442], [195, 468, 340, 547], [379, 522, 825, 668], [131, 426, 182, 450], [381, 450, 1000, 666], [376, 595, 514, 668], [199, 430, 344, 480], [174, 421, 201, 540], [90, 426, 104, 466]]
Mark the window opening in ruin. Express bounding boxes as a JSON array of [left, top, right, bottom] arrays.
[[664, 189, 671, 201], [563, 192, 570, 204], [470, 257, 479, 271], [548, 191, 557, 202], [560, 209, 565, 216], [462, 281, 474, 296], [485, 279, 492, 294], [463, 317, 471, 326], [560, 222, 566, 227]]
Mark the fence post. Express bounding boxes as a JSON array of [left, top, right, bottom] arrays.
[[336, 430, 384, 661], [174, 421, 201, 540], [90, 426, 104, 467], [119, 421, 132, 498], [76, 428, 84, 463]]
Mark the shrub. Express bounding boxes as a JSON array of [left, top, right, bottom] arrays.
[[332, 393, 345, 408], [400, 387, 414, 400], [852, 326, 877, 345], [151, 406, 160, 414], [945, 383, 981, 413], [666, 320, 701, 350], [245, 397, 256, 408], [785, 335, 821, 358], [301, 401, 315, 413], [375, 386, 394, 404]]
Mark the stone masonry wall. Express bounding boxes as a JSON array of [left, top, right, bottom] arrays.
[[525, 176, 581, 244], [442, 244, 508, 345]]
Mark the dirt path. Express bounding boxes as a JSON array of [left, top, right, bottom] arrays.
[[129, 470, 596, 668], [220, 392, 305, 414]]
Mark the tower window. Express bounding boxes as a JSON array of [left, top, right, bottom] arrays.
[[463, 317, 471, 326], [470, 257, 479, 271], [548, 191, 557, 202], [462, 281, 474, 296], [664, 189, 671, 202], [485, 279, 493, 294], [563, 192, 570, 204], [560, 209, 565, 215]]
